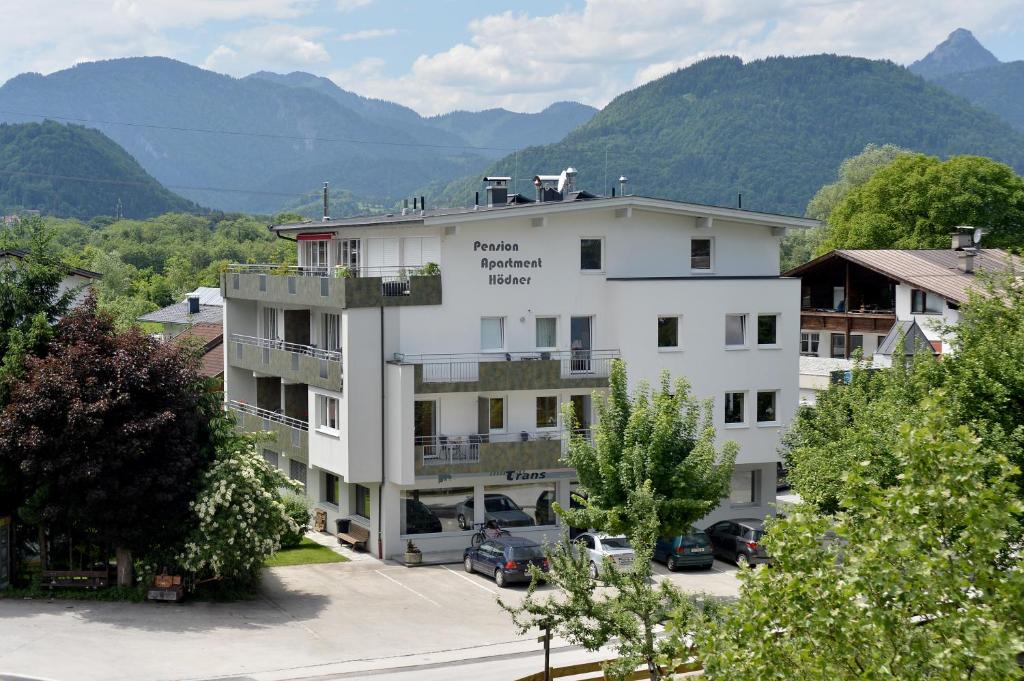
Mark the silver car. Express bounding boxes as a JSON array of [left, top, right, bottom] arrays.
[[576, 533, 635, 578]]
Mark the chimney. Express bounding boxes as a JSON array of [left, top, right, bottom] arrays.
[[482, 176, 509, 207], [187, 295, 200, 315], [958, 250, 975, 274], [951, 229, 974, 250], [420, 195, 426, 215], [322, 182, 330, 222], [618, 175, 629, 196]]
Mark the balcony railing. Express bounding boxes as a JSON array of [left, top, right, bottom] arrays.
[[227, 399, 308, 432], [224, 264, 433, 298], [415, 430, 570, 467], [396, 349, 620, 383], [230, 334, 342, 363]]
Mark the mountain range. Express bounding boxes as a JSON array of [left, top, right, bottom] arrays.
[[0, 120, 196, 219]]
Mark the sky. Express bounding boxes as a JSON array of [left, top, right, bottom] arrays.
[[2, 0, 1024, 116]]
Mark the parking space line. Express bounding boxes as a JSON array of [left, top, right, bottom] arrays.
[[441, 565, 499, 595], [374, 569, 442, 607]]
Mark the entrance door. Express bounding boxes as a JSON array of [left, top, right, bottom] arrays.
[[570, 316, 592, 373], [570, 395, 591, 434], [414, 400, 437, 460]]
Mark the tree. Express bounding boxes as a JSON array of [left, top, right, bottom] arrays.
[[822, 154, 1024, 251], [696, 400, 1024, 679], [0, 295, 214, 585], [502, 361, 736, 680], [805, 143, 910, 221]]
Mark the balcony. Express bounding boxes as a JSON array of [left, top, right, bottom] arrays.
[[799, 308, 896, 334], [414, 431, 572, 477], [221, 265, 442, 308], [229, 334, 343, 391], [396, 349, 619, 393], [228, 400, 308, 461]]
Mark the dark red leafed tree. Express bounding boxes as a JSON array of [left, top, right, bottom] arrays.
[[0, 294, 213, 585]]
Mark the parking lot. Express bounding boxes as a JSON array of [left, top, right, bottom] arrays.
[[0, 554, 741, 681]]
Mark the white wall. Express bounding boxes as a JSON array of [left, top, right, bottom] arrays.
[[894, 284, 957, 353]]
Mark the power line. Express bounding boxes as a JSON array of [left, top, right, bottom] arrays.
[[0, 109, 519, 153]]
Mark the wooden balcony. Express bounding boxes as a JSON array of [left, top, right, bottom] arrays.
[[799, 309, 896, 334]]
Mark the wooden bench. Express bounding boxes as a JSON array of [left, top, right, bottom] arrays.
[[336, 518, 370, 551], [41, 569, 111, 590]]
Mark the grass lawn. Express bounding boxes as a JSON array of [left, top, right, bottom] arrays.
[[264, 538, 349, 567]]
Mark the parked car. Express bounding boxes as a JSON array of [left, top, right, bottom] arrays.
[[403, 498, 442, 534], [574, 533, 635, 578], [463, 536, 549, 587], [653, 531, 714, 570], [534, 489, 585, 527], [705, 519, 771, 568], [455, 494, 535, 530]]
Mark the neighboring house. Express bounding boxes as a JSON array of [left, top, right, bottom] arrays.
[[138, 287, 223, 340], [784, 233, 1019, 404], [220, 169, 816, 560], [172, 322, 224, 382], [0, 248, 101, 308]]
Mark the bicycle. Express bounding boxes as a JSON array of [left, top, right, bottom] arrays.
[[470, 522, 511, 548]]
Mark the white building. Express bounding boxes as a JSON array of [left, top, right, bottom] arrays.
[[784, 238, 1021, 404], [0, 248, 100, 308], [221, 178, 816, 559]]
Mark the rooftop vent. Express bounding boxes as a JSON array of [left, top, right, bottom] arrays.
[[618, 175, 629, 196], [482, 176, 510, 207], [187, 295, 200, 315]]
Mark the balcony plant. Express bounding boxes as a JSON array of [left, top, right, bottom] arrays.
[[413, 262, 440, 277], [403, 539, 422, 566], [333, 265, 354, 279]]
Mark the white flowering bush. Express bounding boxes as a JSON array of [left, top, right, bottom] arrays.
[[179, 437, 301, 585]]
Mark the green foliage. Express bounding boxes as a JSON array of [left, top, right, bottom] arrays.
[[441, 55, 1024, 216], [697, 401, 1024, 679], [280, 494, 311, 548], [822, 154, 1024, 251], [264, 537, 348, 567], [806, 143, 911, 221], [0, 121, 198, 219], [934, 61, 1024, 132]]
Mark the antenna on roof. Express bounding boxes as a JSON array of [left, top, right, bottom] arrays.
[[737, 193, 742, 209]]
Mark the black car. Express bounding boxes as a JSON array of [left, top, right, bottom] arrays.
[[705, 519, 771, 568], [404, 498, 442, 534], [463, 536, 549, 587]]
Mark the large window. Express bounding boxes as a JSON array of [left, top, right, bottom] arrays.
[[536, 396, 558, 429], [354, 484, 371, 519], [289, 460, 307, 486], [690, 238, 712, 270], [831, 333, 846, 359], [724, 391, 746, 425], [302, 239, 328, 269], [324, 472, 340, 505], [756, 391, 777, 424], [580, 238, 603, 271], [481, 317, 505, 351], [337, 238, 360, 270], [725, 314, 747, 347], [316, 394, 339, 432], [488, 397, 505, 432], [321, 313, 341, 352], [401, 487, 474, 534], [730, 469, 761, 506], [850, 334, 864, 355], [535, 316, 557, 349], [657, 316, 680, 349], [262, 307, 279, 341], [262, 449, 279, 469], [800, 332, 820, 356], [757, 314, 777, 346], [484, 482, 557, 527], [911, 289, 943, 314]]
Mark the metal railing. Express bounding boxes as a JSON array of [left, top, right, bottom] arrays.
[[395, 349, 620, 383], [227, 399, 309, 431], [230, 334, 342, 362], [224, 263, 435, 279], [415, 430, 566, 466]]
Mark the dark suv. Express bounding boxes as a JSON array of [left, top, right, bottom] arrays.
[[463, 536, 549, 588], [705, 519, 771, 568]]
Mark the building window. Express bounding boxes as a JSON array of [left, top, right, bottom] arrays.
[[338, 238, 361, 270], [757, 314, 777, 346], [536, 396, 558, 429], [535, 316, 557, 349], [756, 391, 778, 424], [401, 487, 473, 534], [850, 334, 864, 355], [321, 313, 341, 352], [580, 238, 603, 271], [316, 394, 339, 432], [911, 289, 943, 314], [485, 481, 556, 527], [657, 316, 680, 349], [324, 472, 340, 505], [724, 391, 746, 425], [262, 307, 279, 341], [480, 317, 504, 351], [831, 334, 846, 358], [262, 449, 279, 469], [801, 332, 820, 355], [289, 460, 307, 486], [489, 397, 505, 432], [690, 238, 712, 270], [877, 334, 887, 348], [725, 314, 747, 347], [730, 469, 762, 506], [355, 484, 371, 519]]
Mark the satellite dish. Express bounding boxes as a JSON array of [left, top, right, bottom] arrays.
[[973, 227, 984, 245]]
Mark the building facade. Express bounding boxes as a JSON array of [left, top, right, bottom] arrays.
[[221, 189, 815, 559]]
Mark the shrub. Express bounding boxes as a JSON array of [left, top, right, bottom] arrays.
[[280, 494, 311, 548]]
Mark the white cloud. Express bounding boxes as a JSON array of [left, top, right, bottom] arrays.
[[336, 0, 373, 12], [200, 25, 330, 75], [339, 28, 398, 42]]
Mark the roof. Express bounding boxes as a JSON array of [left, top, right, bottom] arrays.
[[270, 195, 820, 233], [0, 248, 102, 279], [875, 320, 936, 357], [187, 287, 224, 306], [799, 356, 856, 377], [172, 323, 224, 378], [138, 289, 224, 325], [784, 248, 1020, 304]]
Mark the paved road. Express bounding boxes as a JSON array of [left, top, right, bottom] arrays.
[[0, 558, 737, 681]]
